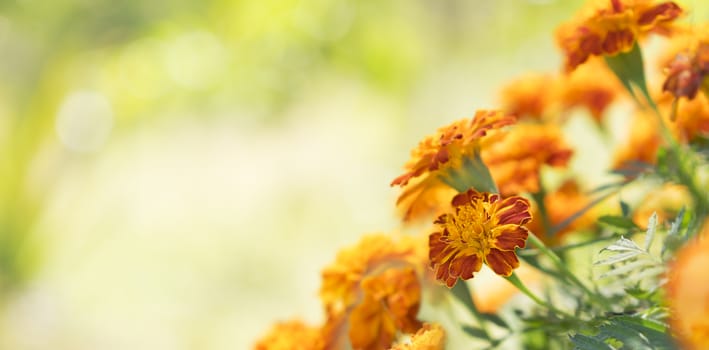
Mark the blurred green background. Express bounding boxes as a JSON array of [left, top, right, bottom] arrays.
[[0, 0, 705, 348]]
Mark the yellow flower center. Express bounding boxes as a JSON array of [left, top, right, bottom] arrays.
[[444, 201, 500, 256]]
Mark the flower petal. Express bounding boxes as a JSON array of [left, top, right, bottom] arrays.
[[485, 248, 520, 277], [455, 254, 482, 280], [495, 225, 529, 250], [637, 2, 682, 26], [496, 197, 532, 225]]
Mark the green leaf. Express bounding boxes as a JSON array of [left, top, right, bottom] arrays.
[[604, 42, 656, 111], [663, 207, 688, 257], [599, 259, 655, 279], [610, 316, 675, 349], [602, 236, 643, 253], [625, 287, 653, 299], [668, 207, 686, 237], [481, 313, 508, 329], [594, 251, 642, 266], [462, 325, 489, 340], [596, 236, 647, 265], [598, 322, 652, 350], [620, 201, 631, 218], [589, 181, 627, 194], [518, 253, 567, 281], [570, 334, 614, 350], [609, 161, 654, 178], [632, 266, 665, 282], [598, 216, 640, 231], [450, 281, 478, 315], [643, 212, 658, 251], [450, 281, 492, 340]]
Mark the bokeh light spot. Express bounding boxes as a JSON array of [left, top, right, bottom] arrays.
[[55, 91, 114, 153]]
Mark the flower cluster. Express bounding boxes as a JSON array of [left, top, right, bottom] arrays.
[[556, 0, 682, 71], [500, 60, 624, 123], [256, 1, 709, 349]]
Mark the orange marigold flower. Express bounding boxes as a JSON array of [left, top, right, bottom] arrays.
[[670, 92, 709, 142], [612, 111, 662, 168], [482, 123, 574, 196], [556, 0, 683, 71], [390, 323, 446, 350], [392, 180, 458, 226], [666, 232, 709, 350], [391, 111, 516, 187], [499, 73, 556, 120], [429, 189, 531, 288], [655, 87, 709, 142], [349, 267, 422, 350], [663, 45, 709, 100], [254, 320, 325, 350], [557, 59, 624, 123], [632, 183, 691, 228], [391, 110, 516, 222], [658, 25, 709, 139], [320, 234, 424, 315], [662, 25, 709, 101]]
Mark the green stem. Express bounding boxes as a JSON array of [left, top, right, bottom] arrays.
[[648, 105, 709, 233], [669, 146, 709, 231], [505, 272, 574, 319], [450, 281, 491, 340], [519, 235, 618, 256], [604, 41, 709, 223], [527, 233, 601, 302], [531, 189, 553, 242]]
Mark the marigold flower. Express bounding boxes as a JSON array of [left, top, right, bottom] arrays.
[[557, 59, 624, 123], [390, 323, 446, 350], [429, 189, 531, 288], [663, 46, 709, 100], [391, 110, 516, 222], [659, 26, 709, 139], [320, 234, 424, 315], [612, 111, 662, 168], [662, 25, 709, 101], [499, 73, 556, 120], [349, 267, 422, 350], [632, 183, 691, 228], [556, 0, 683, 71], [666, 232, 709, 350], [253, 320, 325, 350], [482, 123, 574, 196], [654, 88, 709, 142], [669, 93, 709, 142]]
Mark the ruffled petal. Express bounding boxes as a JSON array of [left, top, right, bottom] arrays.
[[495, 225, 530, 250], [485, 248, 520, 277], [496, 197, 532, 225]]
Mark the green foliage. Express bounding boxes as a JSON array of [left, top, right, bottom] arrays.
[[595, 214, 666, 292], [571, 316, 675, 350], [570, 333, 614, 350], [597, 216, 640, 232], [604, 43, 655, 111], [662, 208, 689, 257]]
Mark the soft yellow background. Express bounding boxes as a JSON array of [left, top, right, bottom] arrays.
[[0, 0, 706, 349]]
